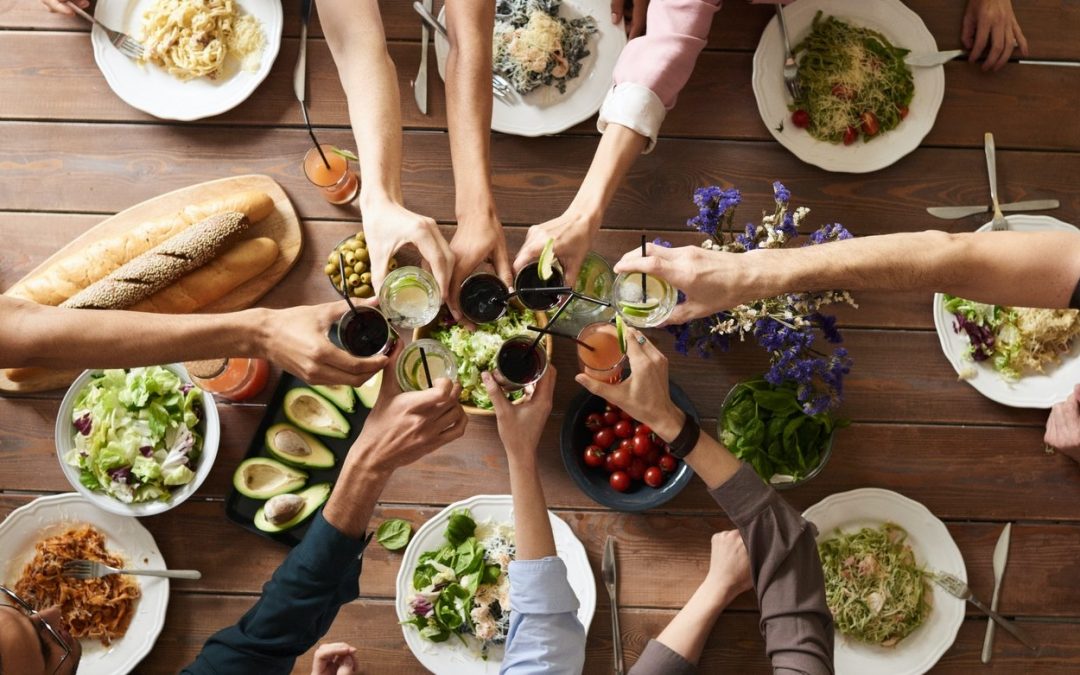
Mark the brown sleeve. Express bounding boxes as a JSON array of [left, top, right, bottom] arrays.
[[1071, 277, 1080, 310], [709, 464, 835, 675], [628, 639, 697, 675]]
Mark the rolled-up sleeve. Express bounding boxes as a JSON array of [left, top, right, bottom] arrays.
[[628, 638, 697, 675], [501, 557, 585, 674]]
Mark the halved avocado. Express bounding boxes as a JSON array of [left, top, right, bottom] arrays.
[[254, 483, 331, 532], [312, 385, 356, 413], [233, 457, 307, 499], [283, 387, 351, 439], [265, 423, 336, 469], [355, 371, 382, 410]]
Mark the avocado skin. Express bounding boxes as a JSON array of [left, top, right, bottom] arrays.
[[232, 457, 307, 499], [282, 387, 351, 439], [312, 385, 357, 413], [265, 423, 336, 469], [254, 483, 332, 532]]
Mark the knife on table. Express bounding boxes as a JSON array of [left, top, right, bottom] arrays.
[[982, 523, 1013, 663], [906, 50, 1080, 68], [602, 536, 624, 675], [414, 0, 432, 114], [926, 200, 1060, 219]]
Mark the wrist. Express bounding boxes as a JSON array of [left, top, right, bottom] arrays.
[[560, 201, 603, 234], [455, 193, 497, 223], [246, 308, 275, 359], [359, 186, 399, 213], [697, 577, 740, 611], [652, 404, 686, 443]]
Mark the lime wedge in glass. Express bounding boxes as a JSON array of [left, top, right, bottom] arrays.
[[538, 238, 556, 281], [615, 314, 627, 353], [619, 300, 658, 318]]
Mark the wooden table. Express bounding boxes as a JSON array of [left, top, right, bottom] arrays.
[[2, 1, 1080, 672]]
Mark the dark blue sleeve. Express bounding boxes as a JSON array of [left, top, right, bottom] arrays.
[[180, 510, 371, 675]]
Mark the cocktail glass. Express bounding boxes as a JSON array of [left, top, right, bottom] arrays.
[[396, 339, 458, 391], [460, 272, 509, 324], [612, 271, 676, 328], [567, 251, 614, 321], [379, 266, 441, 329], [493, 334, 549, 391], [303, 145, 359, 205], [329, 307, 398, 357], [577, 322, 628, 383], [514, 261, 566, 311]]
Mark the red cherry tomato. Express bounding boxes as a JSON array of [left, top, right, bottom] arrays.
[[831, 84, 854, 100], [791, 109, 810, 128], [897, 104, 909, 120], [659, 454, 678, 473], [618, 438, 633, 453], [628, 457, 647, 481], [644, 466, 665, 488], [594, 428, 615, 449], [583, 445, 605, 468], [610, 471, 631, 493], [614, 420, 634, 439], [609, 448, 632, 471], [631, 434, 653, 457], [619, 410, 632, 420], [635, 423, 652, 436], [860, 111, 880, 136], [584, 413, 603, 432], [604, 453, 618, 473], [602, 411, 620, 427], [646, 448, 662, 466], [604, 402, 620, 413], [842, 126, 858, 146]]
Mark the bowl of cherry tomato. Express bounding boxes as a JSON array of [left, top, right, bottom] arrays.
[[560, 385, 697, 512]]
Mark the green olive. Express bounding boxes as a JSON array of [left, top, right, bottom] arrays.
[[387, 259, 399, 271], [354, 247, 369, 264], [346, 273, 360, 286], [359, 272, 372, 284], [327, 252, 339, 264], [356, 284, 373, 298], [324, 263, 337, 275], [345, 251, 356, 265], [353, 261, 367, 275], [355, 232, 366, 243]]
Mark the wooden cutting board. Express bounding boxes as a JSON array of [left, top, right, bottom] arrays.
[[0, 174, 302, 394]]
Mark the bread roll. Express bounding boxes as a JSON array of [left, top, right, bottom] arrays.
[[6, 190, 274, 306], [63, 212, 250, 310]]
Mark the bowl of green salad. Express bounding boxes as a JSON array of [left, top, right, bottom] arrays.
[[54, 364, 220, 517], [416, 306, 552, 416]]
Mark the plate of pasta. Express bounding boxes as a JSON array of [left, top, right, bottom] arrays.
[[90, 0, 283, 120], [0, 493, 168, 675], [752, 0, 944, 173]]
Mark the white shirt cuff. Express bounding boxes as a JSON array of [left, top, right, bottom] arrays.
[[596, 82, 667, 154]]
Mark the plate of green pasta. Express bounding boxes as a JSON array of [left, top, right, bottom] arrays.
[[752, 0, 944, 173], [804, 488, 965, 675]]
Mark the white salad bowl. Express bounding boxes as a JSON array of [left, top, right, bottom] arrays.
[[54, 364, 220, 517]]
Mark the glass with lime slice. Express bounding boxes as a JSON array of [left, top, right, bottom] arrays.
[[379, 266, 441, 329], [613, 271, 676, 328], [566, 251, 615, 322], [514, 260, 566, 311], [577, 320, 628, 383], [396, 339, 458, 391]]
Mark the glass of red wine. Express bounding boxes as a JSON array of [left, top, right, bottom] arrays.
[[493, 335, 548, 391], [329, 308, 398, 357], [460, 272, 510, 324], [514, 261, 566, 311]]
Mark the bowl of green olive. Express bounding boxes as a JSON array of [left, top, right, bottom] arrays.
[[325, 232, 397, 300]]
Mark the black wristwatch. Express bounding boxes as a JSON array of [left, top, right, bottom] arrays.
[[667, 413, 700, 458]]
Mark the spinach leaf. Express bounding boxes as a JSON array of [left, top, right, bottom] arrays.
[[376, 518, 412, 551]]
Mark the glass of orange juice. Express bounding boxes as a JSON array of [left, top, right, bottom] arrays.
[[577, 322, 628, 383], [303, 144, 359, 205]]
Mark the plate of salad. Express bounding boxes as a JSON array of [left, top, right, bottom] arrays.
[[804, 488, 966, 675], [395, 495, 595, 674], [54, 364, 220, 517], [933, 215, 1080, 408]]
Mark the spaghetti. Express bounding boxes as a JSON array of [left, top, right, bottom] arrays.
[[13, 525, 141, 645], [139, 0, 265, 81]]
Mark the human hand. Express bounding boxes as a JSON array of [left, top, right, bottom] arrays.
[[310, 642, 358, 675], [614, 244, 753, 325], [41, 0, 89, 15], [1044, 383, 1080, 464], [360, 199, 455, 302], [513, 212, 599, 287], [257, 302, 394, 386], [611, 0, 648, 39], [482, 365, 556, 460], [962, 0, 1029, 71], [574, 326, 685, 442], [448, 213, 512, 324], [701, 530, 753, 601], [350, 358, 467, 476]]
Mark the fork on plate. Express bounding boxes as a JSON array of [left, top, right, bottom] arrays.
[[66, 2, 145, 60], [62, 559, 202, 580], [775, 4, 802, 100]]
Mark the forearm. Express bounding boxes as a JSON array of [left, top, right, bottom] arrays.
[[319, 0, 404, 206], [505, 454, 556, 560], [322, 457, 388, 539], [652, 582, 735, 666], [445, 0, 496, 220], [2, 298, 264, 369], [650, 407, 742, 490], [565, 124, 647, 227]]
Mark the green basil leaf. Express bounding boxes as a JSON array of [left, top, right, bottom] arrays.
[[376, 518, 412, 551]]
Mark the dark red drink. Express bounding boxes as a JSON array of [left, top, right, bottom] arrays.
[[514, 262, 566, 311], [332, 308, 397, 357], [494, 335, 548, 390], [460, 273, 509, 324]]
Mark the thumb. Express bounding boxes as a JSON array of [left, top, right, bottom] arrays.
[[481, 370, 511, 416], [493, 244, 515, 289], [369, 243, 391, 297]]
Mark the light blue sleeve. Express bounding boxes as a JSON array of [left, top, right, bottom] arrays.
[[500, 557, 586, 675]]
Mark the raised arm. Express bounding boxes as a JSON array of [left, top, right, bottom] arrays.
[[318, 0, 454, 299], [614, 231, 1080, 325], [577, 328, 834, 674], [483, 368, 586, 675]]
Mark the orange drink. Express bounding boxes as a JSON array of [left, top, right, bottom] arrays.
[[577, 322, 627, 383], [303, 144, 359, 205], [185, 357, 270, 402]]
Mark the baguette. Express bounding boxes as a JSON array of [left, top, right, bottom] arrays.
[[6, 190, 274, 306], [63, 212, 250, 310]]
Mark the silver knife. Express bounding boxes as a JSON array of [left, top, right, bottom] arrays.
[[905, 49, 964, 67], [293, 0, 313, 105], [982, 523, 1013, 663], [414, 0, 431, 114], [602, 536, 624, 675], [926, 199, 1060, 219], [931, 570, 1039, 652]]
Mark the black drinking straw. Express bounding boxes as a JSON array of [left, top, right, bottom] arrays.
[[527, 325, 594, 351], [528, 296, 571, 355], [301, 100, 331, 170], [419, 346, 434, 389], [640, 234, 647, 300], [338, 253, 359, 313], [570, 290, 612, 308], [506, 286, 573, 298]]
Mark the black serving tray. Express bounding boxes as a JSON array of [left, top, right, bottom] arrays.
[[224, 372, 372, 547]]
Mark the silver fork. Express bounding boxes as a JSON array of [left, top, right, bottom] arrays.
[[66, 2, 145, 60], [62, 559, 202, 580], [985, 132, 1009, 231], [411, 1, 515, 103], [931, 570, 1038, 652], [776, 4, 801, 100]]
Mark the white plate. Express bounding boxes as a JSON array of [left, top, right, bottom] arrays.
[[92, 0, 283, 121], [395, 495, 596, 674], [752, 0, 944, 173], [803, 488, 965, 675], [0, 493, 169, 675], [933, 214, 1080, 408], [54, 364, 220, 517], [434, 1, 627, 136]]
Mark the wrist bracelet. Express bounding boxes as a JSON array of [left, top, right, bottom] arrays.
[[668, 414, 700, 459]]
